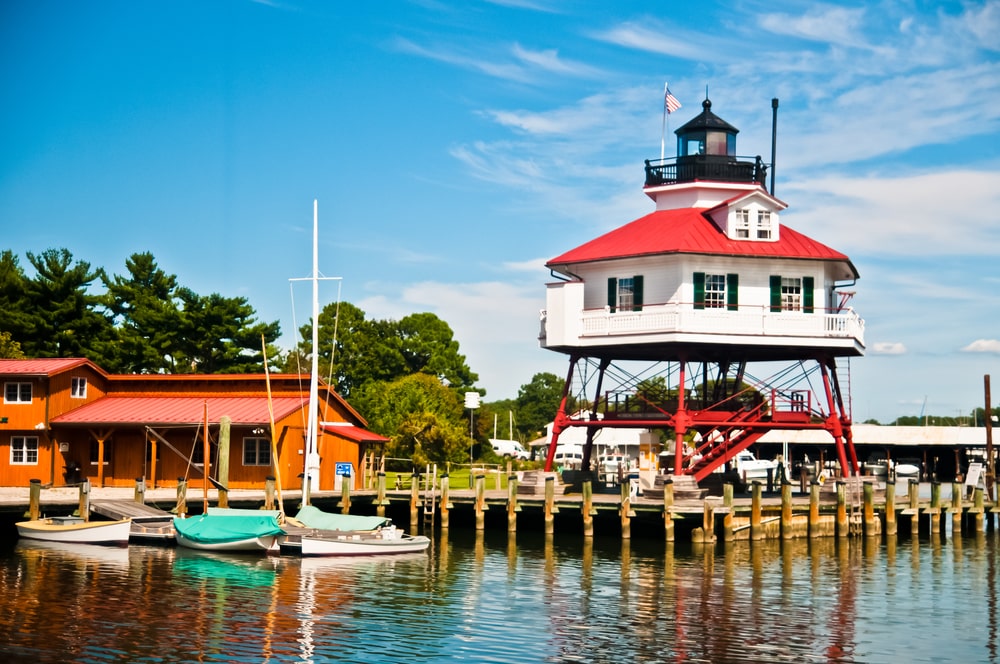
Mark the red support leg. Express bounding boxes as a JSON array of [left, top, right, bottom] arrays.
[[544, 356, 578, 472]]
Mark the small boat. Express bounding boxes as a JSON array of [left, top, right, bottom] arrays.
[[16, 516, 131, 546], [286, 505, 430, 556], [173, 511, 285, 552], [300, 526, 430, 557]]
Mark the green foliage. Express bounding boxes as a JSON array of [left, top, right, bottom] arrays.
[[514, 372, 568, 441], [173, 288, 281, 373], [0, 331, 25, 359]]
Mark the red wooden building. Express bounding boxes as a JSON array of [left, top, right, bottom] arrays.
[[539, 98, 865, 486], [0, 358, 386, 490]]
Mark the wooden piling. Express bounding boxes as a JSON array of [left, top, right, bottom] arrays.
[[663, 477, 674, 542], [376, 472, 388, 518], [409, 472, 420, 526], [620, 481, 634, 540], [750, 482, 762, 541], [440, 474, 451, 529], [809, 480, 821, 537], [340, 473, 352, 514], [836, 481, 848, 538], [863, 481, 879, 537], [781, 482, 793, 539], [929, 480, 941, 536], [692, 498, 715, 543], [175, 477, 187, 517], [474, 474, 486, 530], [78, 480, 90, 521], [28, 479, 41, 520], [950, 481, 963, 536], [263, 476, 275, 511], [507, 474, 519, 533], [722, 483, 734, 542], [908, 478, 920, 537], [134, 477, 145, 505], [971, 486, 985, 533], [544, 475, 557, 535], [582, 478, 594, 538], [885, 479, 897, 537]]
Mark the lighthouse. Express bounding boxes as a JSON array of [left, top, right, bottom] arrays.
[[539, 98, 864, 485]]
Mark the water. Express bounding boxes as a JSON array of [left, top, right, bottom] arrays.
[[1, 529, 998, 663]]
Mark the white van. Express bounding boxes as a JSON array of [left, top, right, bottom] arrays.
[[490, 439, 530, 460]]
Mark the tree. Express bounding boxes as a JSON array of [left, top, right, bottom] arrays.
[[173, 288, 281, 373], [0, 250, 32, 348], [0, 331, 25, 359], [291, 301, 478, 397], [102, 252, 184, 373], [515, 372, 569, 441], [21, 248, 116, 364]]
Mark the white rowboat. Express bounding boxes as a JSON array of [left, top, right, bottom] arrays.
[[16, 516, 132, 546], [300, 526, 430, 556]]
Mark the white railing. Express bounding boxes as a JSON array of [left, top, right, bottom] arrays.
[[573, 303, 865, 343]]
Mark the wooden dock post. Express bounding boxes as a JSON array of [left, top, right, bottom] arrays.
[[78, 479, 90, 521], [440, 473, 451, 529], [885, 479, 897, 538], [544, 475, 557, 535], [619, 481, 634, 540], [751, 481, 763, 541], [722, 483, 734, 542], [28, 479, 40, 520], [410, 472, 420, 527], [134, 477, 145, 505], [929, 480, 941, 536], [781, 481, 793, 539], [908, 478, 920, 537], [971, 486, 985, 533], [863, 481, 879, 537], [507, 474, 519, 533], [809, 480, 821, 538], [376, 471, 388, 518], [836, 481, 848, 538], [475, 474, 487, 530], [692, 498, 715, 543], [175, 477, 187, 517], [340, 473, 352, 514], [582, 478, 594, 538], [264, 476, 275, 511], [663, 477, 675, 542], [950, 481, 963, 536]]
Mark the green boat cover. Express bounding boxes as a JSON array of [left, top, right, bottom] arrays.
[[207, 507, 284, 520], [293, 505, 391, 531], [173, 514, 284, 544]]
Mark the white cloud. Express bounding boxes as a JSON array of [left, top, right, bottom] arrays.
[[962, 339, 1000, 354], [757, 5, 872, 51], [872, 342, 907, 355]]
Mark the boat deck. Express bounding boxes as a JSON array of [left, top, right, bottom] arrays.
[[91, 500, 176, 541]]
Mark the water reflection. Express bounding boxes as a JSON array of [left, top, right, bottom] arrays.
[[1, 532, 1000, 662]]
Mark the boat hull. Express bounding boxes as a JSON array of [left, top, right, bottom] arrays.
[[300, 530, 430, 557], [16, 517, 131, 546], [174, 532, 281, 552]]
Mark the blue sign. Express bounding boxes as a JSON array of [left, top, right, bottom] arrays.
[[335, 462, 353, 477]]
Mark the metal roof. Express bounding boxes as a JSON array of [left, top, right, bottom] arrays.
[[0, 358, 100, 376], [50, 396, 306, 426], [546, 208, 857, 278], [321, 423, 389, 443]]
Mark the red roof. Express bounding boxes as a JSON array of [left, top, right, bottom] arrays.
[[50, 396, 306, 426], [321, 423, 389, 443], [0, 358, 102, 376], [546, 208, 857, 277]]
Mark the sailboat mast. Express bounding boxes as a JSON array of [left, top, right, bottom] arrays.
[[304, 199, 321, 506]]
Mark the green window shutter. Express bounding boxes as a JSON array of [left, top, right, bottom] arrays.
[[633, 275, 643, 312], [607, 277, 617, 313], [769, 275, 782, 312], [693, 272, 705, 310], [726, 273, 739, 311], [803, 276, 814, 313]]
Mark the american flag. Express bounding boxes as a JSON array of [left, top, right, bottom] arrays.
[[665, 87, 681, 114]]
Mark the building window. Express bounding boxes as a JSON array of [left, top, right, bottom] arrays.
[[243, 437, 271, 467], [781, 277, 802, 311], [757, 210, 772, 239], [607, 276, 644, 313], [71, 376, 87, 399], [4, 382, 31, 404], [705, 274, 726, 308], [735, 209, 750, 238], [11, 436, 39, 465]]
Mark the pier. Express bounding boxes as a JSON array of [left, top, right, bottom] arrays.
[[2, 472, 996, 545]]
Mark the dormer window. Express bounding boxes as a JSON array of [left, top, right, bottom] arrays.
[[71, 376, 87, 399], [735, 209, 750, 238], [757, 211, 772, 239]]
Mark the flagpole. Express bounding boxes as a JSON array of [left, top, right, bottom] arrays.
[[660, 82, 668, 161]]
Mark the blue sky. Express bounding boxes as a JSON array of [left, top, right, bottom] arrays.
[[2, 1, 999, 424]]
